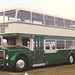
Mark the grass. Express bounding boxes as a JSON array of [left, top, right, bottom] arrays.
[[0, 64, 75, 75]]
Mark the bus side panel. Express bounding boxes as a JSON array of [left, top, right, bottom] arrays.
[[44, 50, 73, 65]]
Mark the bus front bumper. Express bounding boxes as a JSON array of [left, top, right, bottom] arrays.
[[0, 60, 9, 67]]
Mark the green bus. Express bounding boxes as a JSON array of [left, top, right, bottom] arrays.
[[0, 8, 75, 71]]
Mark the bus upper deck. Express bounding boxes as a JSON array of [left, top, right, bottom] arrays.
[[0, 8, 75, 29], [0, 8, 75, 38]]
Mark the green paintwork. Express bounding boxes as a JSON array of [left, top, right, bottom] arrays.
[[9, 48, 33, 68], [44, 49, 75, 65], [0, 47, 34, 68], [0, 32, 75, 70], [0, 33, 32, 38]]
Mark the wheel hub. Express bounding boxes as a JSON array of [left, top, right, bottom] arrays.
[[16, 59, 25, 69], [69, 56, 73, 63]]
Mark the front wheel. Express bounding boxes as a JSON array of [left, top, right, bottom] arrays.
[[13, 56, 29, 72], [69, 55, 74, 64]]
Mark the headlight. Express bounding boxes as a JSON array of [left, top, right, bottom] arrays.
[[6, 55, 9, 60]]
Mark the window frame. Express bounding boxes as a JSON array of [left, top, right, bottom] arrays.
[[66, 40, 73, 49], [64, 19, 71, 28], [4, 10, 16, 22], [45, 39, 74, 51], [3, 37, 16, 46], [32, 12, 43, 25], [55, 17, 63, 27], [56, 40, 65, 49], [45, 15, 54, 26], [22, 37, 30, 47], [0, 12, 4, 23], [17, 10, 31, 23], [45, 39, 56, 50]]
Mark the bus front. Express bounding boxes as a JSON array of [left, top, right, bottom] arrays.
[[0, 34, 33, 71]]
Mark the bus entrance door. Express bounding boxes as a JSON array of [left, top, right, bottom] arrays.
[[33, 36, 45, 67]]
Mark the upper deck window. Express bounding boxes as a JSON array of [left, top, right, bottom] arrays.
[[64, 19, 71, 28], [32, 13, 43, 24], [5, 10, 16, 22], [71, 21, 75, 25], [55, 17, 63, 27], [17, 10, 30, 23], [70, 21, 75, 28], [0, 12, 4, 23], [45, 15, 54, 26]]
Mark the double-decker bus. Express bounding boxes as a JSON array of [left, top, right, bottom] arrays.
[[0, 8, 75, 71]]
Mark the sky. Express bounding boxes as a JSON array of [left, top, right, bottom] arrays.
[[0, 0, 75, 20]]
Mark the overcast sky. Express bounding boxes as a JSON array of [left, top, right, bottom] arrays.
[[0, 0, 75, 20]]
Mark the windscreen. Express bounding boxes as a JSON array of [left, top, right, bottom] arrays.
[[3, 37, 16, 45]]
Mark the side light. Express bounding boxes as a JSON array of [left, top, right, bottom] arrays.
[[7, 63, 9, 66], [6, 55, 9, 60]]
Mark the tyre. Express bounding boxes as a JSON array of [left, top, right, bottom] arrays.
[[69, 55, 74, 64], [13, 56, 29, 72]]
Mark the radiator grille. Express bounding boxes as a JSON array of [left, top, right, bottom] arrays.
[[0, 50, 5, 60]]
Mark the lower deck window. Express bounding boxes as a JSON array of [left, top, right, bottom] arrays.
[[66, 41, 73, 49], [56, 40, 64, 49], [22, 38, 30, 47], [45, 40, 55, 50], [3, 37, 16, 45], [45, 39, 74, 50]]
